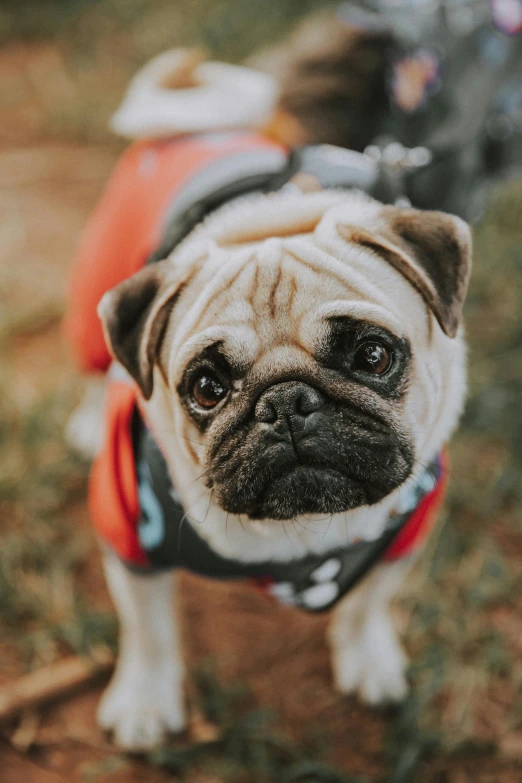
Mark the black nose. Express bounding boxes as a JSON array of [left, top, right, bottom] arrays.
[[254, 381, 325, 424]]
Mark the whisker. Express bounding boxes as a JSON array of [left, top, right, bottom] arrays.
[[183, 436, 205, 447], [191, 467, 211, 485], [291, 518, 308, 541], [412, 458, 437, 490], [303, 513, 333, 524], [177, 512, 187, 551], [293, 518, 316, 533], [321, 513, 334, 540], [281, 520, 292, 547], [176, 488, 213, 549], [201, 489, 214, 526]]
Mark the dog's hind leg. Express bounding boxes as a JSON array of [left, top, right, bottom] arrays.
[[97, 552, 186, 750], [327, 559, 412, 705]]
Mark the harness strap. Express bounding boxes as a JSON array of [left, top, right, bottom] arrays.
[[144, 141, 417, 266], [130, 413, 446, 613]]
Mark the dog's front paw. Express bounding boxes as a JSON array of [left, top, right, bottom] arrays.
[[98, 661, 186, 750], [331, 615, 409, 706], [357, 646, 408, 706]]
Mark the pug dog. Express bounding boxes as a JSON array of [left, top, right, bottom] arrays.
[[93, 188, 471, 750]]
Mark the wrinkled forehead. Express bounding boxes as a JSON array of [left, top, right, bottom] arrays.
[[168, 239, 416, 381]]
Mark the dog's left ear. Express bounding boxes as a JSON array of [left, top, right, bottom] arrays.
[[340, 207, 472, 337], [98, 260, 188, 399]]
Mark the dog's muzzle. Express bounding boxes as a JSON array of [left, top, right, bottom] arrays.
[[207, 379, 413, 520]]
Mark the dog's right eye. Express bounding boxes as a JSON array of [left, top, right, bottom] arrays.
[[191, 373, 228, 410]]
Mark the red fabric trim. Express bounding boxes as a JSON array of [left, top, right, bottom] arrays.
[[382, 450, 449, 561], [89, 382, 148, 567]]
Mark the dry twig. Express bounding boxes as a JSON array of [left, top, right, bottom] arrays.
[[0, 650, 114, 723]]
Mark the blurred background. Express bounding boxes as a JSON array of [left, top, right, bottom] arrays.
[[1, 1, 521, 781]]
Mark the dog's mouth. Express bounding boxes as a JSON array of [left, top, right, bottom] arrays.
[[245, 465, 370, 520], [214, 455, 406, 521]]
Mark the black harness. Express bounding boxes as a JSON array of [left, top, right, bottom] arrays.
[[132, 414, 442, 613]]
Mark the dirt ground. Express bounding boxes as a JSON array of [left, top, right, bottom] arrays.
[[1, 32, 522, 783]]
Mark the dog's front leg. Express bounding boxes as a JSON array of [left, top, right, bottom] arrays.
[[98, 552, 186, 750], [327, 561, 412, 705]]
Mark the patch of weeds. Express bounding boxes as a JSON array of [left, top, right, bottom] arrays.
[[79, 754, 129, 781], [0, 300, 64, 345], [383, 505, 517, 777], [150, 663, 368, 783], [0, 0, 332, 58], [386, 695, 440, 783], [0, 519, 116, 663], [380, 179, 522, 779], [0, 387, 116, 665], [460, 181, 522, 523]]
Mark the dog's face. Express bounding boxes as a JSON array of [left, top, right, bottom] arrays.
[[99, 192, 471, 527], [172, 264, 414, 522]]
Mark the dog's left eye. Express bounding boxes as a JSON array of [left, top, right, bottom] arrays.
[[353, 341, 392, 376], [191, 373, 228, 409]]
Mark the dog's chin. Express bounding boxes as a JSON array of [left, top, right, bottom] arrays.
[[242, 466, 378, 521]]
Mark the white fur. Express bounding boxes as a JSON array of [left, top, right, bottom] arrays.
[[328, 561, 413, 704], [98, 553, 185, 749]]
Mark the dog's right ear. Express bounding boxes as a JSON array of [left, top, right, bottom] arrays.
[[98, 260, 187, 400]]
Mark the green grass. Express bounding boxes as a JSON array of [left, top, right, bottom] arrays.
[[0, 0, 330, 56], [380, 182, 522, 779], [0, 384, 116, 667], [150, 663, 367, 783]]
